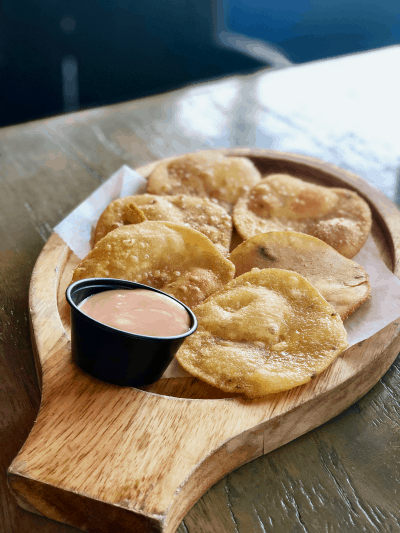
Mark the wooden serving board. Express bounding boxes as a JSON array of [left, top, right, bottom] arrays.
[[8, 149, 400, 533]]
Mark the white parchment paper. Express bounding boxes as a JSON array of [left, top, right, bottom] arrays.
[[54, 165, 148, 259], [54, 165, 400, 368]]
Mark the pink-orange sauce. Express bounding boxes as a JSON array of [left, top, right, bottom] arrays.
[[79, 289, 190, 337]]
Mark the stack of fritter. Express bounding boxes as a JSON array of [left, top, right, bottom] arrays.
[[72, 151, 373, 397]]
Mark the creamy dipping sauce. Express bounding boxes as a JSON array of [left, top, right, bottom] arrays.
[[78, 289, 191, 337]]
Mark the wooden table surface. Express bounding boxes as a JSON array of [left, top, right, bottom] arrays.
[[1, 47, 400, 533]]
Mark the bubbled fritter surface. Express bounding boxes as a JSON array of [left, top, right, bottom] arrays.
[[233, 174, 372, 258], [146, 152, 261, 212], [94, 194, 233, 255], [229, 231, 371, 320], [176, 269, 349, 397], [72, 221, 235, 309]]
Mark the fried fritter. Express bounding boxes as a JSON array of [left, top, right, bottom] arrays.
[[122, 202, 147, 225], [94, 194, 233, 254], [233, 174, 372, 258], [176, 268, 348, 397], [72, 221, 235, 309], [229, 231, 371, 320], [146, 152, 261, 212]]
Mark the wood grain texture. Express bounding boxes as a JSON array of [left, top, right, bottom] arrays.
[[7, 149, 400, 533], [1, 59, 400, 533]]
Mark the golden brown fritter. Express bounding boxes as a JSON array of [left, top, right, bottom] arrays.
[[147, 152, 261, 212], [233, 174, 372, 258], [177, 268, 348, 397], [94, 194, 232, 255], [73, 221, 235, 309], [229, 231, 371, 320]]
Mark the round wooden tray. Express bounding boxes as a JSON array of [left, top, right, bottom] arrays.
[[8, 149, 400, 533]]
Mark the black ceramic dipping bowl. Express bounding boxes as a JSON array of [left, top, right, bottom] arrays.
[[66, 278, 197, 387]]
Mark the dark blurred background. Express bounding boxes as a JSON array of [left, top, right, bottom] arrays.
[[1, 0, 399, 128]]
